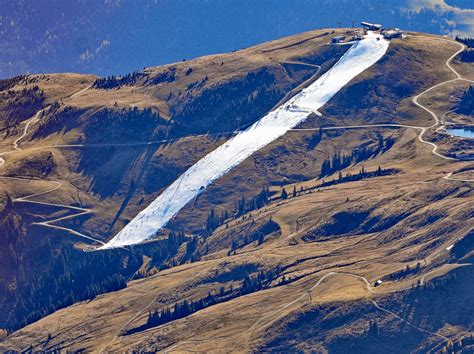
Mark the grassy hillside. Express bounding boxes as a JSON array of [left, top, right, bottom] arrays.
[[260, 265, 474, 353], [0, 28, 473, 351]]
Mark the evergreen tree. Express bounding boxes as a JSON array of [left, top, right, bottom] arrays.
[[320, 158, 331, 177], [206, 209, 219, 233]]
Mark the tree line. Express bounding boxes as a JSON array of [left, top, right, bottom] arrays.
[[0, 209, 189, 332], [1, 243, 139, 332], [83, 106, 169, 144], [318, 166, 398, 188], [456, 36, 474, 62], [205, 208, 230, 234], [3, 85, 45, 125], [319, 136, 394, 178], [235, 186, 271, 216], [168, 68, 283, 136], [456, 36, 474, 48], [277, 166, 397, 203], [0, 74, 27, 91], [92, 66, 199, 90], [126, 266, 284, 334], [93, 71, 146, 89]]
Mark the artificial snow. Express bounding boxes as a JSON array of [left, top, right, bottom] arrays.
[[100, 32, 389, 249]]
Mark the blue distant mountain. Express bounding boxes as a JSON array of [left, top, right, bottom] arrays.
[[1, 0, 473, 78]]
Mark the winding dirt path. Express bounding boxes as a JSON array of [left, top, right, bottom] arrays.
[[161, 271, 448, 353], [291, 38, 474, 182], [444, 171, 474, 182], [245, 272, 449, 342], [0, 86, 104, 245], [413, 38, 473, 160], [290, 38, 473, 181]]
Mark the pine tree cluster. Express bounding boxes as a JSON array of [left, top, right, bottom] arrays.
[[1, 226, 188, 332], [93, 71, 146, 89], [456, 36, 474, 48], [169, 68, 282, 135], [83, 107, 168, 144], [456, 37, 474, 63], [0, 74, 27, 91], [135, 266, 284, 333], [205, 208, 230, 234], [319, 136, 394, 178], [235, 186, 271, 217], [318, 166, 397, 188]]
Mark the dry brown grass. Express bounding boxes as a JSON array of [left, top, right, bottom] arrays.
[[1, 30, 473, 352]]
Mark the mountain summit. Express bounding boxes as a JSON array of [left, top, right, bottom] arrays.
[[0, 26, 473, 352]]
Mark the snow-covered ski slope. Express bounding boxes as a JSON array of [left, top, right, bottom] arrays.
[[100, 32, 389, 249]]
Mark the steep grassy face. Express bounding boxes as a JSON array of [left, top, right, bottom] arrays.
[[0, 29, 473, 351], [0, 85, 44, 129]]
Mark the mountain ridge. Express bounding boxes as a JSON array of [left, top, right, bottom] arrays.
[[0, 27, 473, 352]]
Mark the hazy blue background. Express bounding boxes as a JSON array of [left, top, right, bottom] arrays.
[[1, 0, 473, 78]]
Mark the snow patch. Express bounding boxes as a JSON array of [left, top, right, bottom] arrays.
[[100, 32, 389, 249]]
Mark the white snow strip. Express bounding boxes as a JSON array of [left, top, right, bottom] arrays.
[[100, 32, 389, 249]]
